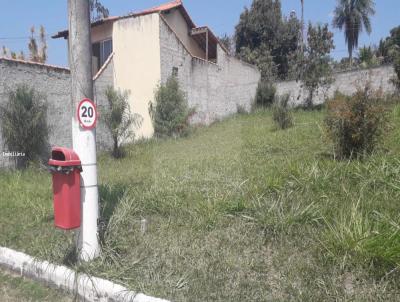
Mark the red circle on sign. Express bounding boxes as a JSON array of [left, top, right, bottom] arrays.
[[77, 98, 97, 130]]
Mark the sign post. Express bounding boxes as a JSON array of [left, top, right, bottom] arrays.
[[68, 0, 100, 261]]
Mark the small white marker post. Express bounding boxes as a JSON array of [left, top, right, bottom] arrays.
[[68, 0, 100, 261]]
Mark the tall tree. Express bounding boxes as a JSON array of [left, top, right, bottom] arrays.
[[28, 26, 39, 61], [299, 23, 335, 108], [377, 26, 400, 63], [28, 26, 47, 63], [39, 26, 47, 63], [2, 26, 46, 62], [235, 0, 301, 81], [332, 0, 375, 65], [90, 0, 109, 21], [219, 34, 235, 56]]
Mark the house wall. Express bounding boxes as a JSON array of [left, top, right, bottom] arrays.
[[159, 18, 261, 125], [276, 65, 396, 106], [112, 14, 161, 139], [161, 9, 206, 59], [0, 58, 113, 169], [91, 22, 113, 74], [91, 22, 113, 43]]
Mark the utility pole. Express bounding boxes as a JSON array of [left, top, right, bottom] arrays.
[[68, 0, 100, 261]]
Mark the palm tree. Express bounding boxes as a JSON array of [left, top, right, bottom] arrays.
[[332, 0, 375, 65]]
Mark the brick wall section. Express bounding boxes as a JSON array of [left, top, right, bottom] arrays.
[[0, 58, 113, 168], [159, 18, 261, 125], [276, 65, 396, 106]]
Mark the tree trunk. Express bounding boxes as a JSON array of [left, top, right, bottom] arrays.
[[349, 46, 353, 66], [306, 89, 314, 109], [112, 136, 119, 158]]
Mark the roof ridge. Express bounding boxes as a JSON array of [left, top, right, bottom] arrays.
[[126, 0, 183, 17]]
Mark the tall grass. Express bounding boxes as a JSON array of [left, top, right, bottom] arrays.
[[1, 107, 400, 301]]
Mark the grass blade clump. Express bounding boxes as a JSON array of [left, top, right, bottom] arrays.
[[272, 94, 293, 130]]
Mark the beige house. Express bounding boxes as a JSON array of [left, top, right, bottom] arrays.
[[53, 0, 260, 139]]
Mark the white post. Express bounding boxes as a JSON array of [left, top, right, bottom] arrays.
[[68, 0, 100, 261]]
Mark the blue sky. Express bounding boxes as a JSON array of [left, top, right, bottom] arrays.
[[0, 0, 398, 67]]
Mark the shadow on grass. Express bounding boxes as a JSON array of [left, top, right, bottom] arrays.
[[63, 243, 78, 266], [316, 152, 336, 160], [98, 183, 128, 245], [62, 183, 128, 266]]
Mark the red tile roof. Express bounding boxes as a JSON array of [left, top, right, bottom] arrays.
[[52, 0, 192, 39], [51, 0, 227, 55], [125, 0, 195, 28], [131, 0, 182, 16]]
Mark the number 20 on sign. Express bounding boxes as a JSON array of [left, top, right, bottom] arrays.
[[77, 98, 97, 130]]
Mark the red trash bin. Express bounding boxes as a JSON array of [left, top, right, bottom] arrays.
[[48, 147, 82, 230]]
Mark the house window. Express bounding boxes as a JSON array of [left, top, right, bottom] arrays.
[[172, 67, 178, 77], [92, 39, 113, 70]]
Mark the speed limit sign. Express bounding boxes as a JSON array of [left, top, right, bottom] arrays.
[[77, 98, 97, 130]]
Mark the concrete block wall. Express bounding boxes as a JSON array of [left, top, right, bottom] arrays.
[[0, 59, 72, 168], [276, 65, 396, 106], [159, 18, 261, 125], [211, 46, 261, 116], [94, 58, 114, 150], [0, 58, 113, 168]]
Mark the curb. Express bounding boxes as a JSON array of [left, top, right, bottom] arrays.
[[0, 247, 170, 302]]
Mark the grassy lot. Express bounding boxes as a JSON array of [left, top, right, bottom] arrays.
[[0, 269, 71, 302], [1, 107, 400, 301]]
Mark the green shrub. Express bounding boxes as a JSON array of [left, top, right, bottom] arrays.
[[359, 46, 379, 68], [255, 81, 276, 107], [391, 54, 400, 92], [151, 76, 193, 138], [0, 84, 48, 169], [325, 84, 389, 159], [272, 94, 293, 130], [102, 86, 142, 158]]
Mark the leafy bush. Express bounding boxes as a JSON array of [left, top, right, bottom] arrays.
[[325, 85, 389, 159], [0, 84, 48, 168], [272, 94, 293, 130], [391, 54, 400, 92], [102, 86, 142, 158], [151, 76, 193, 138], [255, 81, 276, 107], [359, 45, 379, 68]]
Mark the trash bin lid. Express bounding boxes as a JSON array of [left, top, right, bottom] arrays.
[[49, 147, 81, 167]]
